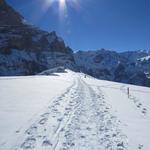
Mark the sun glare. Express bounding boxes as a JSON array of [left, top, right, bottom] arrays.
[[59, 0, 66, 11], [43, 0, 79, 16], [59, 0, 66, 6]]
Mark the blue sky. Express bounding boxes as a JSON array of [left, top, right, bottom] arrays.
[[6, 0, 150, 51]]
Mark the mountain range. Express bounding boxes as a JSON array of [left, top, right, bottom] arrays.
[[0, 0, 150, 87], [75, 49, 150, 87]]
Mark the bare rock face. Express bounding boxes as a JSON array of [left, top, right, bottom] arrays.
[[0, 0, 23, 25], [0, 0, 76, 75]]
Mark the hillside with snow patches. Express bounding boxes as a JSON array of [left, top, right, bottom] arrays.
[[0, 69, 150, 150]]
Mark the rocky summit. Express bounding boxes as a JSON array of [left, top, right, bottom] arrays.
[[0, 0, 76, 75]]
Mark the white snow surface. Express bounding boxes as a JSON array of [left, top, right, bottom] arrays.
[[138, 55, 150, 61], [0, 70, 150, 150]]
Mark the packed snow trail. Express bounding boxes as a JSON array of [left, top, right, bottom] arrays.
[[12, 76, 128, 150]]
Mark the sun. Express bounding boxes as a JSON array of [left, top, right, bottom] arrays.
[[43, 0, 79, 15], [59, 0, 66, 7], [59, 0, 67, 11]]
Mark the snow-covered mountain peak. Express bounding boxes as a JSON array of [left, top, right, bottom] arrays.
[[75, 49, 150, 87]]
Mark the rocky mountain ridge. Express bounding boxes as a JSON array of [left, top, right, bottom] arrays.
[[74, 49, 150, 87], [0, 0, 76, 75]]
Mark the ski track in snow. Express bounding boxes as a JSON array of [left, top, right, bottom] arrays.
[[12, 76, 128, 150]]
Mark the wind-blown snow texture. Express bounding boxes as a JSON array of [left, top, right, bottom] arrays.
[[0, 70, 150, 150]]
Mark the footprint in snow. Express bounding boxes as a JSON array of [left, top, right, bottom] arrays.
[[41, 112, 49, 117], [138, 144, 144, 149], [21, 137, 36, 149], [55, 102, 60, 106], [137, 103, 142, 108], [25, 126, 37, 135], [65, 107, 71, 111], [142, 108, 147, 115], [39, 118, 47, 125], [16, 130, 20, 133], [42, 140, 52, 147], [117, 142, 125, 150], [57, 118, 63, 122]]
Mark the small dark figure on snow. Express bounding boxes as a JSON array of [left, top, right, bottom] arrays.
[[127, 87, 130, 98]]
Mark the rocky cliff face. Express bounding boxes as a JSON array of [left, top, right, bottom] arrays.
[[0, 0, 76, 75], [0, 0, 24, 25], [74, 49, 150, 87]]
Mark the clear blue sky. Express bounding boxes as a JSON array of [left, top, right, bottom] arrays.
[[6, 0, 150, 51]]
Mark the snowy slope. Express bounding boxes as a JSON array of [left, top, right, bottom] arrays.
[[82, 74, 150, 150], [0, 70, 150, 150], [0, 71, 74, 149]]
